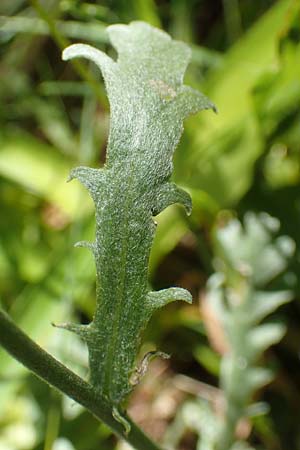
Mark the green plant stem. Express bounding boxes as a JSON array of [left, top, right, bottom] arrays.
[[222, 0, 242, 44], [0, 308, 163, 450], [217, 404, 240, 450], [29, 0, 107, 106]]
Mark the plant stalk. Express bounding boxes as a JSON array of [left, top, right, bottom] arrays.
[[0, 308, 163, 450]]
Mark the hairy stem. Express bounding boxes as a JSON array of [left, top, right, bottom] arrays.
[[0, 308, 163, 450]]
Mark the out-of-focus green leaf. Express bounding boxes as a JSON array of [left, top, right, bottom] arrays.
[[175, 0, 293, 210], [194, 344, 220, 376], [149, 205, 189, 277], [205, 213, 294, 450], [215, 212, 295, 286], [0, 133, 92, 218], [0, 16, 108, 44]]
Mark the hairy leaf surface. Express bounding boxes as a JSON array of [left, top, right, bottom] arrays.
[[62, 21, 214, 406]]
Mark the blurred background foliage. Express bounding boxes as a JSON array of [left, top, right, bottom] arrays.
[[0, 0, 300, 449]]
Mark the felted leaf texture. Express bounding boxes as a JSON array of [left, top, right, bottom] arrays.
[[62, 21, 214, 406]]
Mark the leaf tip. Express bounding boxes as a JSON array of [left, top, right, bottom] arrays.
[[212, 103, 218, 114], [62, 45, 74, 61]]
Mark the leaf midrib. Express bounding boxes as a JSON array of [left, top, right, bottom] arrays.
[[104, 168, 136, 400]]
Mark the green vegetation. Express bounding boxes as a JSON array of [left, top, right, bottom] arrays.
[[60, 22, 213, 412], [0, 1, 300, 450]]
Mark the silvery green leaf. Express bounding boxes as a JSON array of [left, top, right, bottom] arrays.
[[215, 212, 295, 286], [248, 323, 286, 358], [62, 21, 214, 406]]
